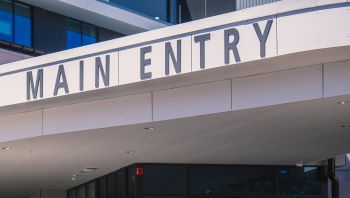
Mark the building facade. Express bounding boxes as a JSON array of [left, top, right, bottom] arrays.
[[0, 0, 350, 198]]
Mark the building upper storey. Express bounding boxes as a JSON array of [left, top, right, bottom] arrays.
[[99, 0, 281, 24], [0, 0, 281, 59], [0, 0, 168, 63]]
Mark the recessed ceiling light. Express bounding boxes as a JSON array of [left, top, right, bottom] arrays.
[[144, 127, 155, 130], [296, 161, 303, 167], [2, 147, 11, 150], [126, 150, 135, 154], [82, 167, 98, 172]]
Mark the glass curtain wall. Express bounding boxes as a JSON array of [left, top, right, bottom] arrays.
[[0, 0, 31, 47], [66, 18, 97, 49], [236, 0, 281, 10], [0, 0, 13, 42], [68, 164, 328, 198], [176, 0, 236, 23], [99, 0, 280, 24], [108, 0, 169, 22]]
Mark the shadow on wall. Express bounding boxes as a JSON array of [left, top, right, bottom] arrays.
[[0, 48, 32, 65]]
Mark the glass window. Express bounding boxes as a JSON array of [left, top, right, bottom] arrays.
[[0, 0, 13, 42], [77, 185, 86, 198], [236, 0, 281, 10], [66, 18, 97, 49], [87, 181, 96, 198], [68, 189, 77, 198], [190, 165, 276, 197], [177, 0, 205, 23], [14, 2, 31, 47], [66, 18, 81, 49], [110, 0, 168, 22], [0, 0, 31, 46], [145, 197, 186, 198], [128, 166, 136, 198], [206, 0, 236, 18], [278, 167, 322, 196], [98, 177, 107, 198], [82, 23, 97, 45], [107, 173, 116, 198], [143, 165, 187, 195], [116, 170, 127, 198]]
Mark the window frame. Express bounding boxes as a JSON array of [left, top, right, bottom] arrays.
[[0, 0, 32, 47], [66, 17, 98, 49]]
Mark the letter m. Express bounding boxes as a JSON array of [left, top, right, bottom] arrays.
[[27, 69, 43, 100]]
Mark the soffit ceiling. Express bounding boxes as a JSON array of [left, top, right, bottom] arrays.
[[1, 94, 350, 197]]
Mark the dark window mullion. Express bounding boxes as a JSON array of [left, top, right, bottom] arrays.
[[80, 21, 83, 47], [12, 0, 15, 43]]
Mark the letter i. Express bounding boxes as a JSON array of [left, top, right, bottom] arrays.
[[80, 60, 84, 91]]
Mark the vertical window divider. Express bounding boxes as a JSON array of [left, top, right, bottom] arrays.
[[11, 0, 15, 43], [85, 183, 88, 198], [186, 165, 190, 198], [80, 21, 83, 47], [30, 2, 33, 48]]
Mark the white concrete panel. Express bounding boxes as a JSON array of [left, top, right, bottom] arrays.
[[192, 17, 277, 71], [43, 93, 152, 135], [0, 72, 26, 106], [277, 6, 350, 55], [119, 37, 192, 85], [0, 110, 42, 143], [153, 80, 231, 121], [272, 0, 347, 14], [231, 65, 323, 110], [324, 60, 350, 97]]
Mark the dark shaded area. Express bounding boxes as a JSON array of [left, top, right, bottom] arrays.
[[206, 0, 235, 17], [33, 7, 66, 53], [68, 164, 328, 198]]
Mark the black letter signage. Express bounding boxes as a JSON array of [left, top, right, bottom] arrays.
[[224, 28, 241, 64], [95, 55, 110, 88], [53, 64, 69, 96], [26, 69, 43, 100], [194, 33, 211, 69], [140, 46, 152, 80], [165, 40, 181, 75], [79, 60, 84, 91], [253, 20, 273, 58]]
